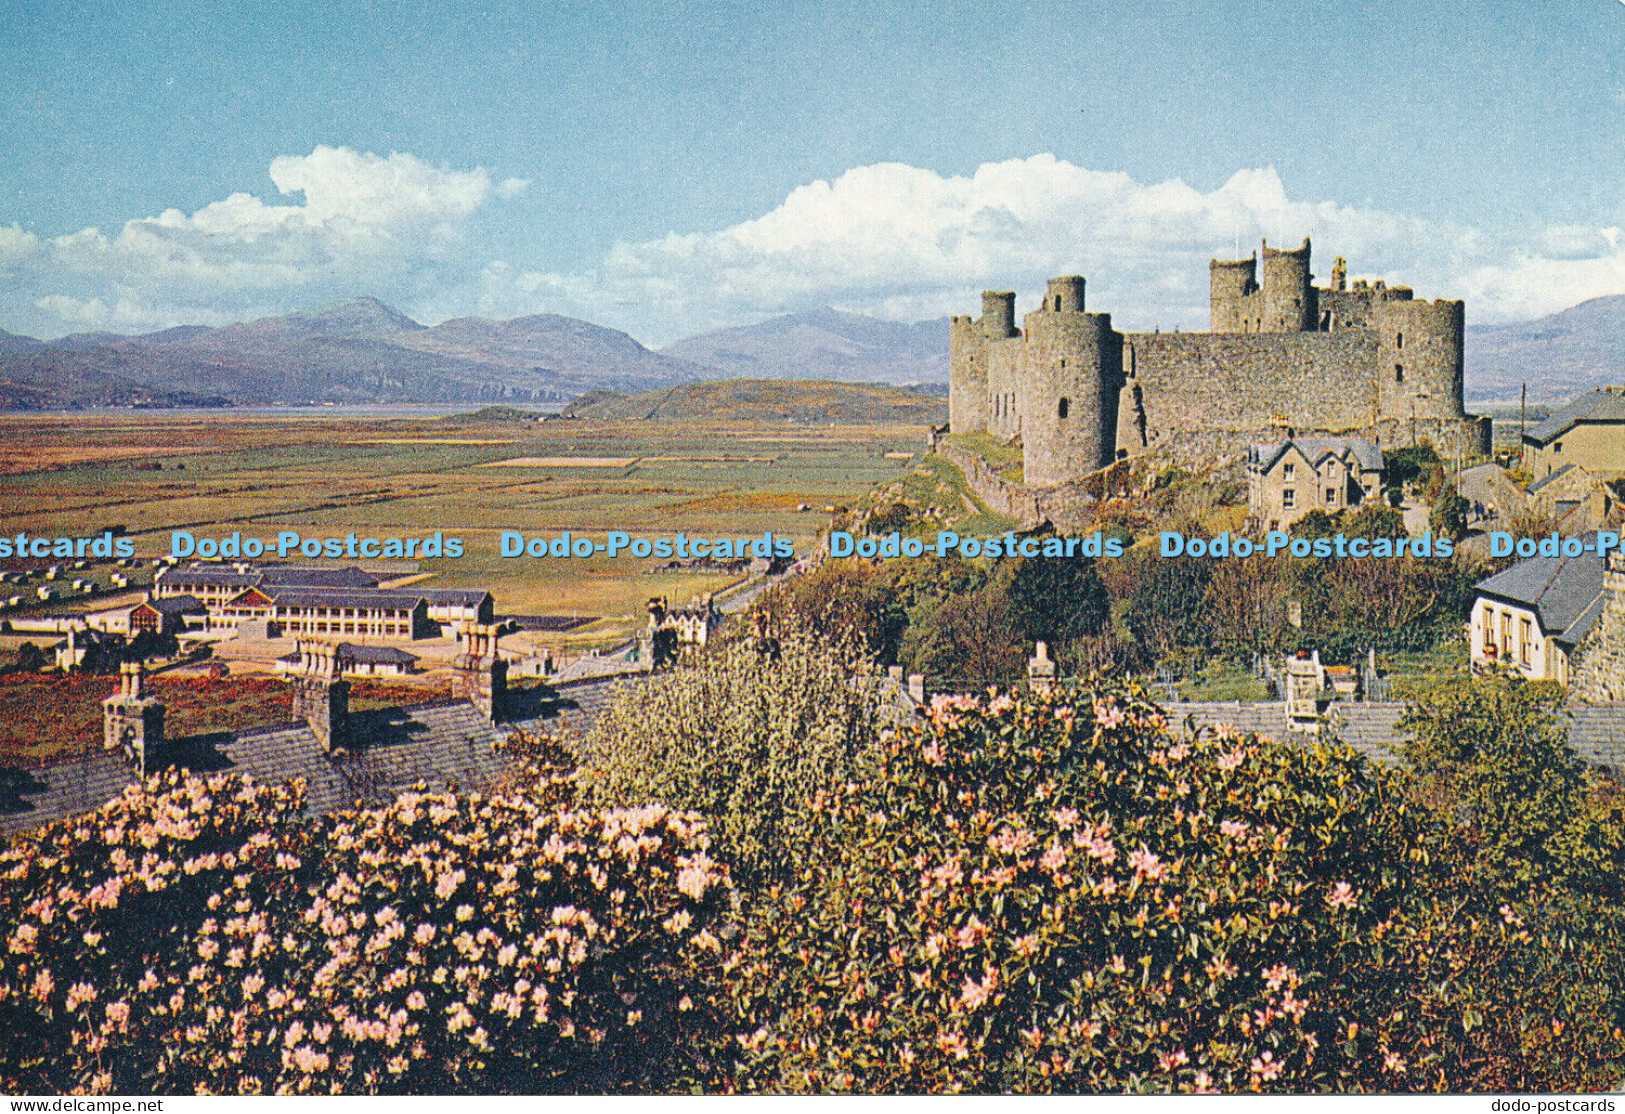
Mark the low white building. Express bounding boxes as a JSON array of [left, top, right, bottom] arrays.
[[1469, 537, 1607, 684]]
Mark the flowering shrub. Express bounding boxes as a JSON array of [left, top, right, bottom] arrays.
[[570, 621, 890, 891], [0, 771, 733, 1094], [727, 684, 1496, 1093]]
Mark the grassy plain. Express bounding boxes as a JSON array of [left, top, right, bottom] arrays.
[[0, 409, 930, 637]]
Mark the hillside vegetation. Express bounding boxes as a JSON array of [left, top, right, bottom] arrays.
[[559, 379, 948, 425]]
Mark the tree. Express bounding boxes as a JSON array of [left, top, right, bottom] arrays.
[[1429, 488, 1469, 542], [994, 549, 1109, 667], [567, 620, 890, 892], [0, 771, 733, 1093], [728, 685, 1456, 1093]]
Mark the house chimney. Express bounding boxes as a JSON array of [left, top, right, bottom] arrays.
[[104, 662, 165, 776], [291, 638, 350, 753], [456, 623, 508, 723]]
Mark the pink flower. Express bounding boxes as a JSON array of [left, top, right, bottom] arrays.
[[1250, 1050, 1282, 1081], [958, 975, 992, 1011], [1127, 848, 1168, 882], [1327, 882, 1358, 910], [676, 852, 716, 899], [936, 1030, 970, 1060]]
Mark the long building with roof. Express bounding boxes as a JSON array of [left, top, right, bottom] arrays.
[[154, 563, 494, 637], [1523, 387, 1625, 480]]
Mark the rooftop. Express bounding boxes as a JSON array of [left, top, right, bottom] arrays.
[[1524, 388, 1625, 447], [1473, 536, 1609, 645]]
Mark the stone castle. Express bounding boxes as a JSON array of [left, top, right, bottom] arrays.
[[949, 238, 1490, 483]]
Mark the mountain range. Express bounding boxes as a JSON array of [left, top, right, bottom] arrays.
[[0, 293, 1617, 410], [1463, 294, 1625, 406]]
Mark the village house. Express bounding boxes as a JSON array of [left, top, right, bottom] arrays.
[[1523, 387, 1625, 480], [1248, 435, 1386, 531], [1468, 538, 1608, 684]]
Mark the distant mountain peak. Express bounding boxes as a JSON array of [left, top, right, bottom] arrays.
[[287, 297, 424, 335]]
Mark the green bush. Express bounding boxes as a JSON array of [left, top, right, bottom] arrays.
[[727, 684, 1455, 1093], [567, 621, 891, 892], [0, 772, 733, 1094]]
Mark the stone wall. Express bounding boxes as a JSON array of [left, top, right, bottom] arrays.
[[1573, 564, 1625, 703], [934, 439, 1044, 526], [1128, 331, 1381, 440]]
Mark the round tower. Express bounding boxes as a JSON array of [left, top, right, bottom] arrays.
[[1374, 297, 1466, 423], [1044, 276, 1086, 314], [1021, 291, 1121, 486], [1209, 255, 1257, 332], [1260, 237, 1316, 332], [982, 290, 1018, 339], [948, 315, 989, 434]]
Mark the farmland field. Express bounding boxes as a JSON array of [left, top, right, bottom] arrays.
[[0, 408, 931, 637]]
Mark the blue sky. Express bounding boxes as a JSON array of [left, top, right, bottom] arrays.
[[1, 1, 1621, 342]]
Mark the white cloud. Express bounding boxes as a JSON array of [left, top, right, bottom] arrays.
[[10, 147, 526, 333], [5, 149, 1621, 341], [554, 156, 1625, 341]]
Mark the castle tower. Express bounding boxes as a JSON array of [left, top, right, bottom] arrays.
[[1114, 346, 1147, 458], [1043, 276, 1086, 314], [455, 623, 509, 723], [1209, 254, 1258, 332], [1021, 277, 1122, 486], [103, 662, 165, 777], [983, 290, 1018, 337], [948, 315, 988, 434], [291, 638, 350, 753], [948, 291, 1020, 436], [983, 292, 1025, 440], [1373, 296, 1467, 425], [1259, 237, 1316, 333]]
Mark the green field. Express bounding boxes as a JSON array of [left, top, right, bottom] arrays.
[[0, 409, 932, 642]]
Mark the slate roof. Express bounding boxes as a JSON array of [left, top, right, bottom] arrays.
[[258, 566, 383, 589], [1251, 436, 1385, 475], [1176, 698, 1625, 777], [143, 594, 205, 614], [1525, 389, 1625, 447], [1176, 701, 1407, 766], [1473, 536, 1608, 646], [413, 588, 492, 605], [336, 643, 419, 665], [0, 678, 623, 836], [264, 589, 429, 611], [156, 567, 259, 588]]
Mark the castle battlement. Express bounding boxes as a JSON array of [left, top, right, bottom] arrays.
[[948, 239, 1490, 482]]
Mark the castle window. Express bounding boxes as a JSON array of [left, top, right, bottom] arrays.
[[1055, 296, 1062, 310], [1394, 364, 1404, 383], [1396, 332, 1404, 349], [1058, 397, 1069, 419]]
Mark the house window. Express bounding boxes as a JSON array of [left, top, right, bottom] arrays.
[[1283, 463, 1295, 480], [1058, 397, 1069, 419], [1325, 487, 1336, 504], [1554, 442, 1562, 454], [1283, 489, 1296, 509], [1520, 618, 1532, 667]]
